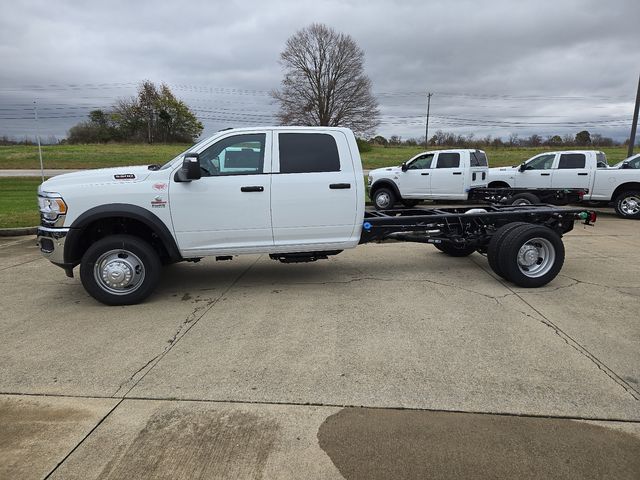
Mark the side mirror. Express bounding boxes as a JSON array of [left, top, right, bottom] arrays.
[[401, 162, 408, 172], [621, 161, 631, 169], [175, 153, 202, 182], [518, 162, 527, 172]]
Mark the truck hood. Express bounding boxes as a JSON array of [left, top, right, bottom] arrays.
[[370, 166, 402, 176], [40, 165, 154, 192]]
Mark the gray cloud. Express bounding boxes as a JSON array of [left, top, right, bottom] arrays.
[[1, 0, 638, 142]]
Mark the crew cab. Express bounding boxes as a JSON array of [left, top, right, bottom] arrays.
[[488, 150, 640, 218], [368, 149, 489, 209], [37, 127, 596, 305]]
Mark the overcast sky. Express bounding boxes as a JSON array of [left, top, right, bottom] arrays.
[[1, 0, 638, 142]]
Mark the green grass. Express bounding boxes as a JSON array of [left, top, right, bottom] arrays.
[[0, 143, 632, 171], [0, 178, 41, 228]]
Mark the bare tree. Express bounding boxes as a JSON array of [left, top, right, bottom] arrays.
[[271, 23, 380, 136]]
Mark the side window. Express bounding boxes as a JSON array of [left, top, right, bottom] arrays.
[[526, 154, 555, 170], [557, 153, 586, 169], [596, 152, 608, 168], [199, 134, 265, 176], [470, 151, 488, 167], [279, 133, 340, 173], [629, 157, 640, 169], [408, 153, 434, 170], [436, 153, 460, 168]]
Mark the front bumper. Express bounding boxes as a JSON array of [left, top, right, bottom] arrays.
[[37, 227, 69, 267]]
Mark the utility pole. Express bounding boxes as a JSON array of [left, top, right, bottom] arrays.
[[628, 73, 640, 157], [425, 92, 433, 147], [34, 101, 44, 183]]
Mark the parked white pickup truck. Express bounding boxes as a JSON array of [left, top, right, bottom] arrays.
[[488, 150, 640, 218], [368, 149, 585, 209], [37, 127, 596, 305], [368, 149, 489, 209]]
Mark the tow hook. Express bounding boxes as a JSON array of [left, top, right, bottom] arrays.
[[578, 211, 597, 226]]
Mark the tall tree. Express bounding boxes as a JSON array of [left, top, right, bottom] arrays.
[[271, 23, 380, 136]]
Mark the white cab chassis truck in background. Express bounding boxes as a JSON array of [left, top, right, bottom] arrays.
[[488, 150, 640, 218], [37, 127, 596, 305], [368, 149, 585, 210]]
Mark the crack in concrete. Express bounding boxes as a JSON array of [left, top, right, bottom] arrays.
[[110, 256, 262, 399], [558, 273, 640, 298], [469, 257, 640, 401]]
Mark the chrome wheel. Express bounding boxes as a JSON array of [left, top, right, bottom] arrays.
[[93, 249, 146, 295], [375, 191, 391, 209], [620, 195, 640, 215], [512, 198, 532, 205], [517, 237, 555, 278]]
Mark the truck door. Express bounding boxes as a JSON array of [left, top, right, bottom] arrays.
[[430, 152, 465, 199], [169, 132, 273, 254], [398, 153, 434, 197], [551, 153, 591, 190], [515, 153, 555, 188], [271, 130, 358, 247]]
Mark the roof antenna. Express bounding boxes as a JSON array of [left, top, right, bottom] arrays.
[[33, 100, 45, 183]]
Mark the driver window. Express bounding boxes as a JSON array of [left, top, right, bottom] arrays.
[[408, 153, 434, 170], [199, 133, 266, 176], [526, 154, 555, 170]]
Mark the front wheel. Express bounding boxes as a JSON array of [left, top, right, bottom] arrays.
[[497, 225, 565, 287], [614, 190, 640, 219], [508, 193, 540, 205], [372, 188, 396, 210], [79, 234, 162, 305]]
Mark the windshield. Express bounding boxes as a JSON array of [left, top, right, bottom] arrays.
[[159, 136, 214, 170]]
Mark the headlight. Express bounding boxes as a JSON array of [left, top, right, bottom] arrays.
[[38, 193, 67, 221]]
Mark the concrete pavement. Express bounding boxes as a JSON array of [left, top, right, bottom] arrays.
[[0, 214, 639, 478]]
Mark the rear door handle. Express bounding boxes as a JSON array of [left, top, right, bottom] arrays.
[[452, 172, 462, 175], [421, 172, 429, 176], [577, 173, 588, 176], [329, 183, 351, 189], [541, 173, 551, 176], [240, 186, 264, 192]]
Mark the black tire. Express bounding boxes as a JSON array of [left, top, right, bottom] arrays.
[[497, 224, 565, 288], [614, 190, 640, 219], [487, 222, 529, 278], [402, 199, 420, 208], [434, 243, 477, 257], [373, 187, 397, 210], [508, 193, 540, 205], [79, 234, 162, 306]]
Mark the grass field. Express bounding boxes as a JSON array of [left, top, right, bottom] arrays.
[[0, 143, 634, 228], [0, 143, 633, 170], [0, 178, 41, 228]]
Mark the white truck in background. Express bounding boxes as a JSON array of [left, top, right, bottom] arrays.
[[488, 150, 640, 218], [368, 149, 585, 209]]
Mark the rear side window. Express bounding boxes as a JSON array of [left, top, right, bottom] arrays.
[[558, 153, 586, 169], [279, 133, 340, 173], [436, 153, 460, 168], [470, 151, 488, 167]]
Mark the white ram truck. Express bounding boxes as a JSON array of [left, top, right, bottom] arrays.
[[37, 127, 596, 305], [368, 149, 585, 209], [488, 150, 640, 218]]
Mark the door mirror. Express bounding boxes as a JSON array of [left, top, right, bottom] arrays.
[[621, 161, 631, 169], [518, 162, 527, 172], [175, 153, 202, 182], [401, 162, 408, 172]]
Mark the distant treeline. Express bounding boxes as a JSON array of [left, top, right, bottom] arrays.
[[366, 130, 624, 149]]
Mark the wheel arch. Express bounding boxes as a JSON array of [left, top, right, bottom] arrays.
[[488, 180, 511, 188], [370, 179, 402, 200], [611, 182, 640, 201], [64, 204, 182, 266]]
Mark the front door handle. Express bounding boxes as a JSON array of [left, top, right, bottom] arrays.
[[241, 186, 264, 192], [541, 173, 551, 176], [452, 172, 462, 175], [577, 173, 588, 176], [329, 183, 351, 189], [421, 172, 429, 176]]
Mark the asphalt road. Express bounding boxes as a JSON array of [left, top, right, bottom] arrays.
[[1, 212, 639, 479]]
